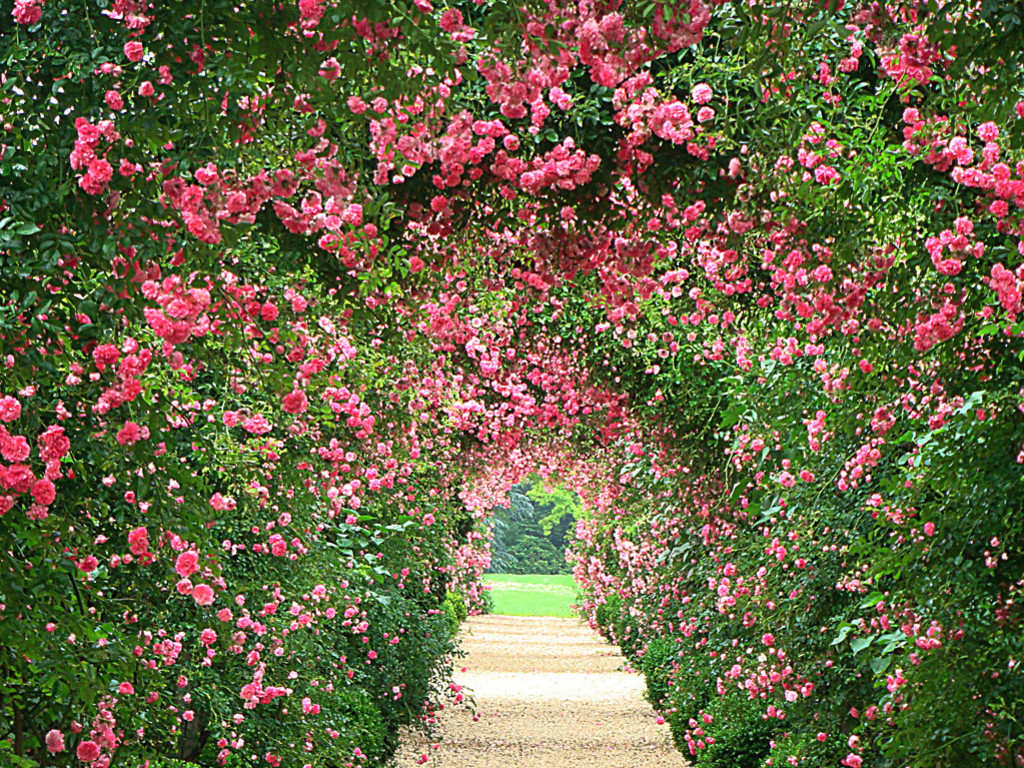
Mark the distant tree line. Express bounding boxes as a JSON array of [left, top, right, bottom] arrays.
[[487, 479, 581, 575]]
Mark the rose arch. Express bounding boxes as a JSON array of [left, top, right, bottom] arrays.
[[2, 1, 1024, 767]]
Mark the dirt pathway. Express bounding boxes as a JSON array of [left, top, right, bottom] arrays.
[[394, 614, 689, 768]]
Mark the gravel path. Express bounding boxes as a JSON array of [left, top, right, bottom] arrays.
[[394, 614, 689, 768]]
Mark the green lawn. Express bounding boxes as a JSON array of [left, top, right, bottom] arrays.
[[483, 573, 577, 617]]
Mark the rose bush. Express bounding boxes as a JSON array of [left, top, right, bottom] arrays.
[[3, 0, 1024, 766]]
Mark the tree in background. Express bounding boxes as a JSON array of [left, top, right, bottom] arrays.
[[487, 478, 582, 575]]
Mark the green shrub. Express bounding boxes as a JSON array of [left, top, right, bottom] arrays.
[[762, 729, 843, 768], [665, 653, 714, 752], [478, 588, 495, 615], [641, 636, 677, 708], [698, 693, 779, 768], [442, 590, 468, 635], [595, 594, 621, 640]]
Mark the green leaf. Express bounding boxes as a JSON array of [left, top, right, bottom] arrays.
[[851, 636, 874, 655]]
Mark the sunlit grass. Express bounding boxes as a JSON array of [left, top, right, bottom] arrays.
[[483, 573, 576, 617]]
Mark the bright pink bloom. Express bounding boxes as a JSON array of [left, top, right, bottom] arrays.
[[124, 41, 144, 62], [0, 396, 22, 422], [104, 90, 124, 111], [1, 435, 30, 462], [692, 83, 713, 104], [282, 389, 308, 414], [192, 584, 215, 606], [12, 0, 43, 25], [175, 550, 199, 578], [31, 478, 56, 506], [76, 740, 101, 762], [44, 729, 65, 753]]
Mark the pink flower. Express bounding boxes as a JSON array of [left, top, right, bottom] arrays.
[[692, 83, 713, 104], [1, 435, 30, 462], [45, 729, 66, 753], [409, 256, 426, 274], [439, 8, 463, 32], [282, 389, 308, 414], [128, 527, 149, 555], [77, 556, 99, 573], [0, 396, 22, 422], [12, 0, 43, 25], [104, 90, 124, 111], [31, 478, 56, 506], [200, 628, 217, 645], [175, 550, 199, 578], [346, 96, 367, 114], [116, 421, 147, 446], [38, 425, 70, 460], [118, 681, 135, 695], [923, 521, 936, 536], [192, 584, 215, 606], [76, 740, 101, 762], [123, 41, 144, 62], [761, 633, 775, 646], [138, 81, 155, 97]]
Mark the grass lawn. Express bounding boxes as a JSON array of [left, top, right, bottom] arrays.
[[483, 573, 577, 618]]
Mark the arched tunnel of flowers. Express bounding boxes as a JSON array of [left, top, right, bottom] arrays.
[[2, 0, 1024, 766]]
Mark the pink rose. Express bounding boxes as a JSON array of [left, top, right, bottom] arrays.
[[31, 478, 56, 506], [45, 729, 66, 753], [0, 396, 22, 422], [281, 389, 308, 414], [76, 740, 101, 762], [123, 41, 144, 62], [104, 90, 124, 111], [192, 584, 215, 606], [12, 0, 43, 25], [175, 550, 199, 578], [1, 435, 30, 462]]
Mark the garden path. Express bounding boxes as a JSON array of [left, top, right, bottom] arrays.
[[394, 614, 688, 768]]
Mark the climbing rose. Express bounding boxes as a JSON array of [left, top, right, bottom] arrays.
[[104, 90, 124, 111], [124, 41, 144, 61], [76, 740, 101, 762], [281, 389, 308, 414], [32, 478, 56, 506], [1, 435, 30, 462], [692, 83, 713, 104], [78, 555, 98, 573], [45, 729, 65, 753], [200, 628, 217, 645], [175, 550, 199, 578], [12, 0, 43, 25], [192, 583, 215, 605], [128, 527, 149, 555], [116, 421, 147, 446], [0, 396, 21, 422]]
